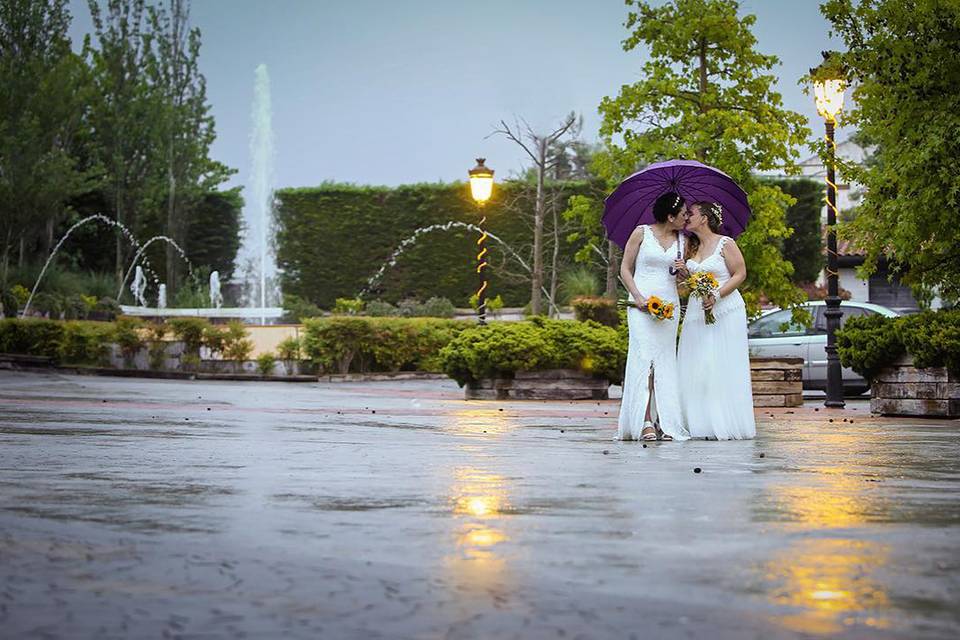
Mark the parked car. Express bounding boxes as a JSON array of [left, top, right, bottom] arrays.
[[747, 300, 899, 395]]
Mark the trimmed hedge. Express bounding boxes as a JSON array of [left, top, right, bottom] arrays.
[[837, 310, 960, 379], [274, 181, 594, 308], [301, 316, 471, 374], [0, 318, 116, 365], [439, 317, 627, 386]]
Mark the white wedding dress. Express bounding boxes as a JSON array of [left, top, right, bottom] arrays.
[[618, 226, 688, 441], [678, 236, 756, 440]]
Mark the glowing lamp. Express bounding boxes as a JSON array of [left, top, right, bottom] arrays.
[[814, 78, 845, 122], [468, 158, 494, 205]]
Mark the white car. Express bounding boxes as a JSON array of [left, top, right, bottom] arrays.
[[747, 300, 899, 395]]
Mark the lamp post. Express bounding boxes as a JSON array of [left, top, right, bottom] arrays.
[[813, 65, 846, 408], [468, 158, 494, 325]]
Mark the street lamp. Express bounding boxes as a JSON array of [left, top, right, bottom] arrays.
[[469, 158, 494, 325], [812, 60, 846, 408]]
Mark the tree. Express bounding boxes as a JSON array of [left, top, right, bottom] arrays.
[[765, 178, 824, 284], [492, 112, 580, 315], [820, 0, 960, 299], [598, 0, 811, 314], [184, 188, 243, 280], [0, 0, 92, 288], [84, 0, 162, 284], [146, 0, 232, 291]]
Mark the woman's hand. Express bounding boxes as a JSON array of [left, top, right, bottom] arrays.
[[673, 259, 689, 279], [703, 294, 716, 311]]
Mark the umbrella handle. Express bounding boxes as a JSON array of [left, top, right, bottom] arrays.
[[669, 232, 682, 275]]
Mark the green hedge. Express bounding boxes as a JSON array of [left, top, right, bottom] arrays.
[[275, 181, 594, 308], [301, 317, 471, 374], [0, 318, 116, 365], [439, 317, 627, 386], [837, 310, 960, 379]]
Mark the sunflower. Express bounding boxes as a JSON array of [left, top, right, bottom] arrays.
[[647, 296, 663, 314], [663, 303, 675, 320]]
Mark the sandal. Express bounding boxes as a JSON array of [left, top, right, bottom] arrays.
[[641, 421, 658, 441], [656, 425, 674, 441]]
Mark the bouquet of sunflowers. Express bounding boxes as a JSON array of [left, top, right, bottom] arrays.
[[685, 271, 721, 324], [617, 295, 675, 321]]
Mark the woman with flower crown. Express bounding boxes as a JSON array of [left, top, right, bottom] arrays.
[[617, 192, 689, 442], [674, 201, 755, 440]]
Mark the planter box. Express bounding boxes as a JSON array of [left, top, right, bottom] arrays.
[[870, 356, 959, 417], [750, 357, 803, 407], [465, 369, 608, 400]]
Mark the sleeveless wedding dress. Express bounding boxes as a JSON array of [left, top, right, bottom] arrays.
[[678, 236, 756, 440], [617, 226, 688, 441]]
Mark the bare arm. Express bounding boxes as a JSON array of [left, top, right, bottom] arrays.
[[619, 226, 647, 305], [719, 240, 747, 297]]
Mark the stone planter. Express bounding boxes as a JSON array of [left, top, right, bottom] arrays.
[[870, 356, 959, 417], [750, 357, 803, 407], [465, 369, 609, 400]]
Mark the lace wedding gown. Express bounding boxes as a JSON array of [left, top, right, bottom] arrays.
[[617, 226, 688, 441], [678, 237, 756, 440]]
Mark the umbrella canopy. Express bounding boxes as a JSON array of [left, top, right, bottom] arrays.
[[603, 159, 751, 248]]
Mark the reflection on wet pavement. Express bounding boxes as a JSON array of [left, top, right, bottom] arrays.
[[0, 371, 958, 639]]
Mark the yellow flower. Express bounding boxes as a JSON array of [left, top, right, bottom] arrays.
[[647, 296, 663, 314]]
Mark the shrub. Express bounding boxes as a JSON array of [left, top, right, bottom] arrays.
[[202, 324, 228, 358], [0, 289, 18, 318], [332, 297, 364, 315], [571, 296, 619, 327], [147, 323, 168, 370], [113, 317, 145, 366], [282, 293, 324, 322], [257, 352, 277, 376], [11, 284, 30, 306], [222, 320, 254, 363], [301, 317, 469, 374], [561, 267, 599, 303], [0, 318, 65, 359], [276, 336, 301, 361], [364, 299, 398, 317], [169, 318, 209, 356], [60, 321, 114, 365], [439, 317, 626, 386], [837, 310, 960, 379], [91, 297, 120, 321], [469, 293, 504, 315], [30, 292, 62, 319], [62, 294, 90, 320]]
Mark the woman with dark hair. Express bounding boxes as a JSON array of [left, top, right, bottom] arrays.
[[617, 192, 689, 442], [674, 202, 755, 440]]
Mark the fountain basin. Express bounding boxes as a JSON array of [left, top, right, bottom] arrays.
[[120, 305, 283, 320]]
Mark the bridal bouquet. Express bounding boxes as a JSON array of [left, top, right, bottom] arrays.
[[685, 272, 720, 324], [617, 295, 675, 321]]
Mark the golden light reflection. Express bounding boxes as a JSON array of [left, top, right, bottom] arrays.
[[765, 538, 890, 635], [448, 408, 513, 437], [443, 467, 515, 599]]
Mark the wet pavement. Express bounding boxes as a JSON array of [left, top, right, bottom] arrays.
[[0, 370, 958, 639]]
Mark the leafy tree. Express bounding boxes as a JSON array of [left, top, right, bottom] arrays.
[[146, 0, 232, 290], [820, 0, 960, 299], [184, 188, 243, 280], [84, 0, 162, 283], [0, 0, 92, 287], [764, 178, 824, 283], [598, 0, 811, 314]]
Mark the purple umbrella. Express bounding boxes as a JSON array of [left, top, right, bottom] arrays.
[[603, 159, 751, 248]]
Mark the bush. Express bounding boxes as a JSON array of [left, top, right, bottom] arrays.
[[837, 310, 960, 379], [281, 293, 325, 322], [169, 318, 209, 356], [257, 352, 277, 376], [332, 297, 364, 315], [30, 292, 62, 319], [364, 299, 398, 316], [202, 324, 228, 358], [146, 323, 168, 370], [301, 317, 469, 374], [113, 317, 145, 365], [62, 294, 90, 320], [276, 336, 301, 361], [571, 296, 619, 327], [469, 293, 504, 315], [0, 318, 65, 359], [222, 320, 254, 363], [91, 297, 120, 322], [60, 321, 114, 365], [438, 317, 626, 386], [561, 267, 600, 303], [1, 289, 18, 318], [419, 296, 456, 318]]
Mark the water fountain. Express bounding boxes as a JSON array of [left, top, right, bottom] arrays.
[[131, 266, 148, 307], [209, 271, 223, 309], [235, 63, 282, 323], [157, 284, 167, 310], [21, 214, 154, 316], [116, 235, 192, 301]]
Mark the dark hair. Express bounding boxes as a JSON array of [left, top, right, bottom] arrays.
[[652, 192, 685, 223], [692, 201, 724, 233]]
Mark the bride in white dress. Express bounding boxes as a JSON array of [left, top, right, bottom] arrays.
[[617, 192, 689, 442], [675, 202, 756, 440]]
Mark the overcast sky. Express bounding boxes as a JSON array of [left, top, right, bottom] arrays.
[[67, 0, 847, 192]]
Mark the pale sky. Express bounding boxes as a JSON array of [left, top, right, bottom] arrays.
[[68, 0, 847, 191]]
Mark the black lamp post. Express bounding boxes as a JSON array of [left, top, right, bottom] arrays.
[[468, 158, 494, 325], [812, 64, 846, 408]]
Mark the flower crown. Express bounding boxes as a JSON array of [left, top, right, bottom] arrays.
[[673, 194, 681, 210], [708, 203, 724, 226]]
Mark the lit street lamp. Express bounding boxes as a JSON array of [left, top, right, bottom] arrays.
[[812, 58, 846, 408], [468, 158, 494, 325]]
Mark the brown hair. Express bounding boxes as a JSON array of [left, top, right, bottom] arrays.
[[683, 202, 724, 259]]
